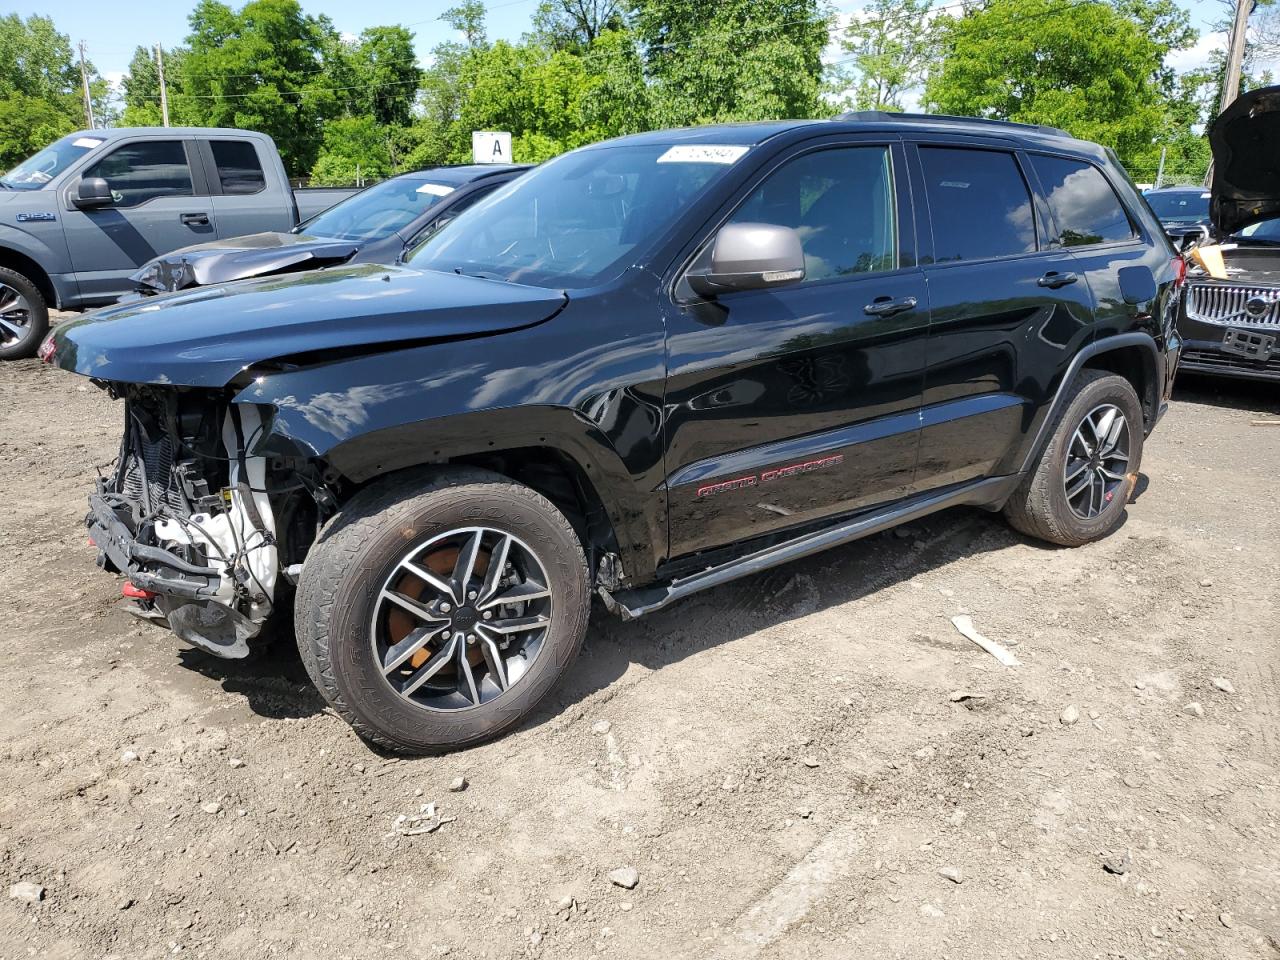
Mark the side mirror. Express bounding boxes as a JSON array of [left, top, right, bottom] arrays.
[[74, 177, 113, 208], [688, 222, 805, 297]]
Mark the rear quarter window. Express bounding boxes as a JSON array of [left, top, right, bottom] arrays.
[[1030, 154, 1135, 247], [210, 140, 266, 195]]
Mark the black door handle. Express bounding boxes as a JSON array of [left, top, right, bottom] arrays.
[[864, 295, 918, 317], [180, 213, 210, 226], [1037, 271, 1079, 289]]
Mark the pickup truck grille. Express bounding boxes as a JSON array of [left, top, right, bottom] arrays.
[[1186, 283, 1280, 327]]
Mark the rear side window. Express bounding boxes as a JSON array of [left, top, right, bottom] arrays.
[[210, 140, 266, 195], [1031, 155, 1134, 247], [919, 147, 1036, 262], [729, 146, 898, 282], [84, 140, 193, 207]]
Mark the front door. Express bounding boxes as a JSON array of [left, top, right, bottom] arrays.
[[61, 138, 217, 302], [663, 140, 929, 559], [908, 142, 1097, 492]]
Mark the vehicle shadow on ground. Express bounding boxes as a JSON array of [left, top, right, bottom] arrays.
[[527, 503, 1049, 736], [1173, 372, 1280, 412], [173, 485, 1139, 741]]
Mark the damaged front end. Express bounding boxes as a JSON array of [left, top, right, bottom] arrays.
[[90, 385, 329, 658]]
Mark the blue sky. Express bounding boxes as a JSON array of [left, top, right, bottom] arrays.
[[12, 0, 1233, 89]]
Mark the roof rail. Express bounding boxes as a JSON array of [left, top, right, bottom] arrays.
[[836, 110, 1071, 139]]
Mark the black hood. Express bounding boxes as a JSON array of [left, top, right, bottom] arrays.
[[130, 232, 361, 293], [1209, 85, 1280, 235]]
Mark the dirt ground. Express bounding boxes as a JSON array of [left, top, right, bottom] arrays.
[[1, 338, 1278, 960]]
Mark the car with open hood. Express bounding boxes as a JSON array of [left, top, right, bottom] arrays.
[[126, 164, 529, 297], [44, 113, 1181, 754], [1178, 85, 1280, 380]]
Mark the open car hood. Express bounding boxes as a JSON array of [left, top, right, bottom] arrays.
[[50, 263, 567, 388], [1209, 85, 1280, 235], [130, 232, 361, 293]]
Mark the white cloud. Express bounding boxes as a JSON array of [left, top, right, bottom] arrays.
[[1167, 30, 1226, 72]]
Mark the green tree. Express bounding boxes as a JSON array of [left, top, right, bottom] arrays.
[[835, 0, 935, 110], [121, 45, 197, 127], [177, 0, 343, 175], [529, 0, 625, 50], [0, 14, 107, 168], [631, 0, 833, 126], [309, 115, 392, 184], [923, 0, 1194, 168]]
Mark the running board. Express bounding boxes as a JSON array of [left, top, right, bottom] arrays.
[[600, 475, 1019, 621]]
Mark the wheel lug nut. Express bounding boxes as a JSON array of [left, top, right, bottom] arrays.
[[467, 590, 477, 600], [440, 602, 451, 613], [467, 634, 476, 644], [482, 610, 492, 620], [442, 630, 452, 639]]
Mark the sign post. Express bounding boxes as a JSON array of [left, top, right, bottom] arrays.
[[472, 131, 513, 164]]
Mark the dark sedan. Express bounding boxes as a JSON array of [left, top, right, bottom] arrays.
[[1145, 185, 1212, 229], [127, 164, 530, 296]]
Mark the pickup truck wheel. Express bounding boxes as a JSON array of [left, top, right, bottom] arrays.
[[295, 467, 590, 754], [0, 268, 49, 361], [1003, 370, 1144, 547]]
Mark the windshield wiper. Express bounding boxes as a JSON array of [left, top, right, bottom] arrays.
[[453, 267, 509, 282]]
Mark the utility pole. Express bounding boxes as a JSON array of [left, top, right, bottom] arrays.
[[78, 41, 96, 129], [1220, 0, 1254, 114], [155, 44, 170, 127], [1155, 147, 1167, 190]]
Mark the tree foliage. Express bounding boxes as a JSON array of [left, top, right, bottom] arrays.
[[923, 0, 1196, 173], [836, 0, 935, 111]]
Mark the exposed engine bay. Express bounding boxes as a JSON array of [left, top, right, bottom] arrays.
[[89, 385, 332, 658]]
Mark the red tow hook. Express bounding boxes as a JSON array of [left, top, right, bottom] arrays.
[[122, 583, 157, 601]]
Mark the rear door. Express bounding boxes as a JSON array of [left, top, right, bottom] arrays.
[[662, 137, 930, 558], [908, 140, 1096, 492], [201, 138, 291, 238], [61, 137, 216, 302]]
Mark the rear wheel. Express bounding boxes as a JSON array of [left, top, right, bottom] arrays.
[[296, 467, 590, 754], [0, 267, 49, 361], [1003, 370, 1144, 546]]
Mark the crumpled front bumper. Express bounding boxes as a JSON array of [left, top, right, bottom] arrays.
[[88, 491, 258, 658]]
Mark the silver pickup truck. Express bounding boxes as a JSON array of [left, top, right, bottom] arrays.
[[0, 127, 356, 358]]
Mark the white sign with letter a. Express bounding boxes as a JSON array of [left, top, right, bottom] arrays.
[[472, 131, 513, 164]]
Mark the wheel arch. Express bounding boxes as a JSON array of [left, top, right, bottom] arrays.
[[0, 244, 57, 310], [1014, 331, 1164, 477]]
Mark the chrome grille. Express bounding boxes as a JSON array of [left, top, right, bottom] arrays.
[[1186, 283, 1280, 327]]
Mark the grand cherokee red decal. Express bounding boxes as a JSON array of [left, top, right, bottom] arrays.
[[695, 454, 845, 499]]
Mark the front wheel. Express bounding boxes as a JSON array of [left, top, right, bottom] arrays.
[[1003, 370, 1144, 547], [295, 467, 590, 754], [0, 267, 49, 361]]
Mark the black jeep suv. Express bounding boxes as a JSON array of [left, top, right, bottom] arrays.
[[46, 113, 1181, 753]]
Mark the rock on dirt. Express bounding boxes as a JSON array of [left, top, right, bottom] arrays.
[[9, 882, 45, 904], [1212, 677, 1235, 694], [938, 866, 964, 884], [448, 776, 468, 793], [591, 720, 612, 735], [1183, 702, 1205, 718], [1059, 705, 1080, 726], [608, 867, 639, 890]]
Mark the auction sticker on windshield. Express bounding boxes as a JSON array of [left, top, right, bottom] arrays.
[[416, 183, 455, 197], [72, 137, 104, 149], [657, 145, 750, 165]]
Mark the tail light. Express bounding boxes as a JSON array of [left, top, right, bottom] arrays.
[[1171, 255, 1187, 290], [37, 333, 57, 364]]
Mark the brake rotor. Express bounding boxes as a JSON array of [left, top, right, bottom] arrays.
[[386, 543, 491, 670]]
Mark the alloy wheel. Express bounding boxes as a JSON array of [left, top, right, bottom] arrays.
[[0, 282, 33, 346], [1063, 403, 1131, 520], [370, 526, 553, 711]]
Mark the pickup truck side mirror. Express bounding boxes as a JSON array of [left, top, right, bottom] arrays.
[[74, 177, 113, 209], [688, 223, 805, 298], [1164, 223, 1209, 252]]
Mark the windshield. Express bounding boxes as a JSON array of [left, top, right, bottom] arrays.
[[1, 133, 105, 190], [1145, 190, 1210, 223], [302, 176, 458, 241], [1235, 217, 1280, 242], [407, 143, 747, 288]]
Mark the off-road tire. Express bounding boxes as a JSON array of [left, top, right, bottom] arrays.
[[0, 267, 49, 361], [295, 466, 590, 754], [1003, 370, 1144, 547]]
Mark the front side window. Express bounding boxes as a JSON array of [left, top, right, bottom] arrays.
[[727, 146, 897, 282], [408, 143, 741, 289], [1032, 155, 1135, 247], [83, 141, 193, 208], [210, 140, 265, 195], [1, 133, 105, 190], [920, 147, 1036, 263]]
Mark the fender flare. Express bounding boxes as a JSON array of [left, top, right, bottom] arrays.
[[1016, 331, 1164, 476]]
